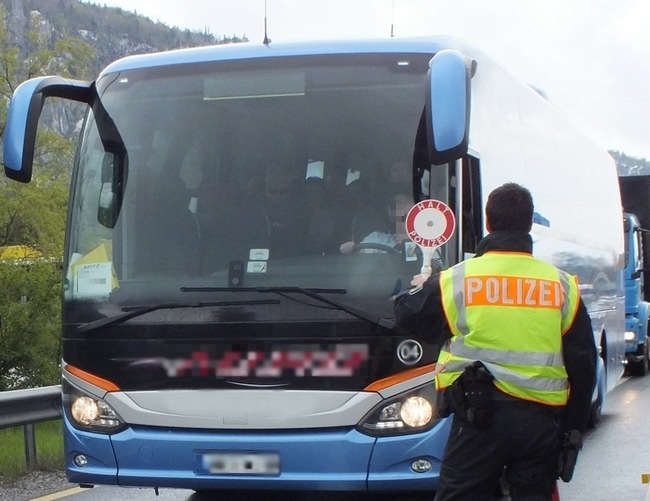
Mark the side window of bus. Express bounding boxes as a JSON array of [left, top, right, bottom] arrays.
[[462, 155, 482, 257]]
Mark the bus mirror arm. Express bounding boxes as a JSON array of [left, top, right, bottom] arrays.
[[3, 76, 92, 183]]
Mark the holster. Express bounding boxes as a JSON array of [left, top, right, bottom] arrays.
[[440, 361, 494, 428], [557, 430, 582, 482]]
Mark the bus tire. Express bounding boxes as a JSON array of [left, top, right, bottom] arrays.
[[588, 355, 605, 429], [588, 396, 602, 428]]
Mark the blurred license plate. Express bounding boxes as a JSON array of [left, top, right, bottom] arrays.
[[202, 452, 280, 475]]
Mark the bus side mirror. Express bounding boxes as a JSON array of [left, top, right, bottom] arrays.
[[426, 50, 474, 165], [3, 76, 91, 183], [97, 151, 127, 229]]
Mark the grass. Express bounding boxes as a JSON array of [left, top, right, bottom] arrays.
[[0, 421, 64, 483]]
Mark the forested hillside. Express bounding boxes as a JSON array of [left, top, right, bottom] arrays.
[[2, 0, 246, 75]]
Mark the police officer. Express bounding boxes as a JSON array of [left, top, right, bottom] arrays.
[[393, 182, 597, 501]]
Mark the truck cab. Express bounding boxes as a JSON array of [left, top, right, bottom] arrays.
[[619, 173, 650, 376], [623, 212, 650, 376]]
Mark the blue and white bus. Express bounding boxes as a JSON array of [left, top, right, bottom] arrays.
[[3, 36, 624, 494]]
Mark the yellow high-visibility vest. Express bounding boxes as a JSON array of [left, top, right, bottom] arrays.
[[437, 251, 580, 406]]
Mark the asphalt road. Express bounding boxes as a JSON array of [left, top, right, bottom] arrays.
[[557, 374, 650, 501], [25, 375, 650, 501]]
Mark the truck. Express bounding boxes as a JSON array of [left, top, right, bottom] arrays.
[[619, 175, 650, 376], [2, 36, 624, 494]]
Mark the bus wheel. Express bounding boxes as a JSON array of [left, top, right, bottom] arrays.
[[588, 396, 602, 428], [588, 356, 605, 429]]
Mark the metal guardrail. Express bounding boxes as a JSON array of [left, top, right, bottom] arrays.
[[0, 385, 62, 471]]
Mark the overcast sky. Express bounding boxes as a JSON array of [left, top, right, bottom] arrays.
[[82, 0, 650, 160]]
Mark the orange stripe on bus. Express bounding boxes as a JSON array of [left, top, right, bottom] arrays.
[[465, 275, 562, 308], [65, 364, 120, 392], [364, 364, 436, 392]]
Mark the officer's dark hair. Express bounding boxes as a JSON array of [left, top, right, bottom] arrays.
[[485, 182, 533, 232]]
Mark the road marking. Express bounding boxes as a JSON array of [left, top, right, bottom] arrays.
[[31, 486, 87, 500], [644, 473, 650, 501]]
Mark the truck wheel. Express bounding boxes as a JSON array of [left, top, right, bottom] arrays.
[[628, 340, 649, 377]]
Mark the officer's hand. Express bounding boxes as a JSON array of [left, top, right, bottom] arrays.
[[410, 274, 430, 287]]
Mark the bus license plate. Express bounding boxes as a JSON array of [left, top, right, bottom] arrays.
[[201, 452, 280, 475]]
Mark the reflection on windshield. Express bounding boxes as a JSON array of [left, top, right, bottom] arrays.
[[66, 53, 451, 320], [180, 286, 395, 329]]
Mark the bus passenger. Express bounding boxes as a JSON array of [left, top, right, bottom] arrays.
[[303, 177, 347, 255], [261, 170, 308, 259], [393, 182, 597, 500]]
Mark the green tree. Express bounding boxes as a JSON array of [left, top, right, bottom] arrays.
[[0, 260, 63, 390], [0, 5, 21, 137], [0, 176, 69, 390], [0, 4, 91, 389]]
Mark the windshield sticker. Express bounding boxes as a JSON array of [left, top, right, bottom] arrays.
[[74, 262, 113, 298], [249, 248, 269, 261], [403, 241, 418, 262], [247, 261, 268, 273]]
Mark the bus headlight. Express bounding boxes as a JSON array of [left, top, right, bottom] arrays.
[[71, 396, 101, 425], [358, 383, 438, 436], [400, 396, 433, 427], [64, 383, 125, 433]]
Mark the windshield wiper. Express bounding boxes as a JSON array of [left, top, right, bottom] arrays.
[[75, 299, 280, 335], [180, 286, 395, 330]]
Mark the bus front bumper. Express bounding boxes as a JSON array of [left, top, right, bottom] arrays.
[[64, 414, 451, 492]]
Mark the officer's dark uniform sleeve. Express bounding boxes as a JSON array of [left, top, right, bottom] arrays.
[[561, 299, 598, 433], [392, 274, 451, 346]]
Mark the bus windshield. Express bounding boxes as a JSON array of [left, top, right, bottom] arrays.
[[64, 53, 453, 327]]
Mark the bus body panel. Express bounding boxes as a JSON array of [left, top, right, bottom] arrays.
[[366, 417, 452, 491], [465, 47, 625, 392], [63, 413, 119, 485]]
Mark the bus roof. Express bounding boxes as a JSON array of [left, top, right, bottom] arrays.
[[101, 36, 461, 75]]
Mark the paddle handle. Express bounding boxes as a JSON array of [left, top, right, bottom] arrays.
[[420, 246, 435, 276]]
